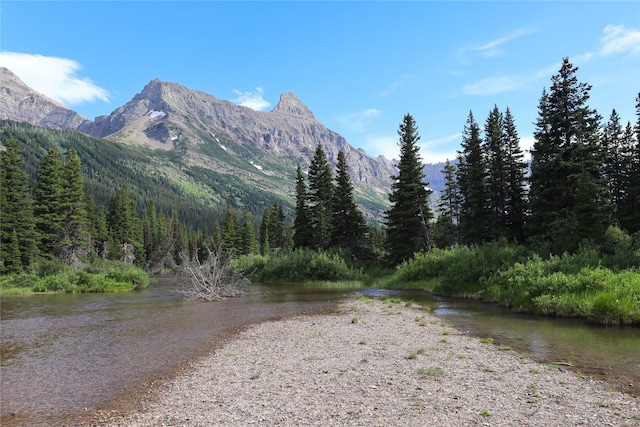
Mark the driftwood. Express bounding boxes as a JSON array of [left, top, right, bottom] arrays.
[[177, 245, 249, 301]]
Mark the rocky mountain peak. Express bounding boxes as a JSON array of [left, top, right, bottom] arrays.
[[272, 92, 315, 120], [0, 67, 90, 129]]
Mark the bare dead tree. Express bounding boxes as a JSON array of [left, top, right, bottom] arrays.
[[177, 245, 249, 301]]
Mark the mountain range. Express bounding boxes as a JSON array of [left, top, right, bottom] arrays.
[[0, 67, 445, 221]]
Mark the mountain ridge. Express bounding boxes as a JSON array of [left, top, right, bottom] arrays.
[[0, 68, 447, 220]]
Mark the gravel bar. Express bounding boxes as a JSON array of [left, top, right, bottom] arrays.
[[102, 297, 639, 426]]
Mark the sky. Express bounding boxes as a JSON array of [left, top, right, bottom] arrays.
[[1, 1, 638, 163]]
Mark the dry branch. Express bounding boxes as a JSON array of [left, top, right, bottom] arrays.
[[177, 245, 249, 301]]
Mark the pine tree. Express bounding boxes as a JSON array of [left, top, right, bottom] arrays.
[[268, 201, 287, 251], [503, 108, 528, 243], [385, 114, 432, 265], [58, 148, 91, 266], [107, 185, 144, 264], [602, 110, 625, 216], [34, 148, 65, 257], [331, 151, 366, 249], [221, 201, 240, 255], [307, 144, 334, 249], [240, 209, 259, 255], [619, 93, 640, 233], [259, 205, 271, 254], [293, 164, 313, 249], [434, 159, 460, 247], [0, 137, 39, 272], [484, 105, 508, 240], [457, 111, 489, 246], [528, 58, 610, 253]]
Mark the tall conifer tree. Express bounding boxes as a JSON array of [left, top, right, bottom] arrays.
[[0, 137, 38, 272], [331, 151, 366, 249], [307, 144, 334, 249], [293, 164, 313, 249], [434, 159, 460, 247], [502, 108, 528, 243], [484, 105, 508, 241], [385, 114, 432, 265], [34, 148, 65, 257], [457, 111, 489, 246], [528, 58, 610, 252], [58, 148, 91, 265]]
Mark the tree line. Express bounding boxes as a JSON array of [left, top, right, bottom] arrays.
[[405, 58, 638, 260], [2, 58, 638, 276]]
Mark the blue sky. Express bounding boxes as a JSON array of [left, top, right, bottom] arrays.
[[1, 1, 638, 163]]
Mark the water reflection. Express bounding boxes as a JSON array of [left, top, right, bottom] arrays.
[[1, 281, 638, 426]]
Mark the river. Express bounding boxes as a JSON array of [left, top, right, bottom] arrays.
[[1, 278, 639, 426]]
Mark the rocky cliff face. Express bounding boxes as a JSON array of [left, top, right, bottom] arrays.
[[80, 78, 397, 191], [1, 70, 403, 216], [0, 67, 91, 129]]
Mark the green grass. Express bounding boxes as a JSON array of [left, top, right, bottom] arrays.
[[417, 367, 444, 376], [0, 260, 150, 295]]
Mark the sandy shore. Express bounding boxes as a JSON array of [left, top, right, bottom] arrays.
[[98, 296, 639, 426]]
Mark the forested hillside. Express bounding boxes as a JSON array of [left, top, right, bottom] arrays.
[[0, 121, 292, 230]]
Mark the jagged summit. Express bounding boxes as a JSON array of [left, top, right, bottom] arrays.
[[271, 92, 315, 120]]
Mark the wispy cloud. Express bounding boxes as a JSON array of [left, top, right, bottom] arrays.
[[467, 27, 538, 58], [419, 133, 462, 163], [598, 24, 640, 56], [462, 24, 639, 97], [232, 87, 270, 111], [338, 108, 381, 133], [379, 74, 417, 97], [0, 52, 109, 105], [462, 75, 526, 96]]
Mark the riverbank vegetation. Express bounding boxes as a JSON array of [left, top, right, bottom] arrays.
[[0, 259, 150, 294]]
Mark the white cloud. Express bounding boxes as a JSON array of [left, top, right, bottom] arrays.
[[467, 27, 538, 58], [599, 24, 640, 56], [0, 52, 109, 106], [338, 108, 381, 133], [232, 87, 270, 111], [419, 133, 462, 163], [363, 135, 399, 160], [462, 75, 525, 96]]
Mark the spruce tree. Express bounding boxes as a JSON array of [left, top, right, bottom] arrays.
[[58, 148, 91, 266], [457, 111, 489, 246], [307, 144, 334, 249], [107, 186, 144, 264], [259, 205, 271, 254], [34, 148, 65, 257], [268, 201, 287, 251], [221, 201, 240, 255], [385, 114, 432, 265], [240, 209, 258, 255], [434, 159, 460, 247], [331, 151, 366, 249], [619, 93, 640, 233], [0, 137, 38, 272], [528, 58, 610, 253], [484, 105, 508, 241], [293, 164, 313, 249], [503, 108, 528, 243], [602, 109, 625, 216]]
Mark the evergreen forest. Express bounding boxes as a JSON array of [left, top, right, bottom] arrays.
[[1, 58, 639, 324]]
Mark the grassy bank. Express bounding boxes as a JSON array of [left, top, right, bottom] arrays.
[[236, 240, 640, 326], [0, 260, 151, 295], [388, 243, 640, 326]]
